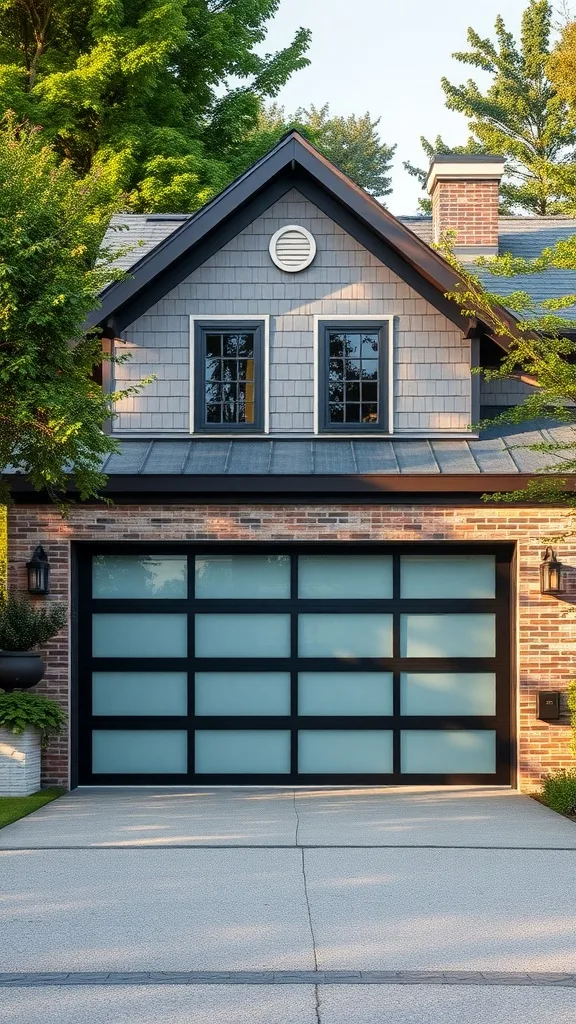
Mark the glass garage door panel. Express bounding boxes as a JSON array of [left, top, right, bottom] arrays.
[[401, 730, 496, 774], [299, 614, 393, 658], [92, 672, 188, 716], [195, 673, 291, 716], [195, 555, 290, 598], [80, 546, 508, 784], [298, 555, 393, 598], [195, 614, 291, 658], [400, 555, 496, 599], [93, 614, 188, 658], [401, 673, 496, 716], [298, 672, 393, 716], [92, 730, 187, 774], [299, 731, 393, 773], [195, 730, 291, 774], [93, 555, 187, 598], [400, 614, 496, 658]]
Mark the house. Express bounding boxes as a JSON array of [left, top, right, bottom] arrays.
[[7, 132, 576, 790]]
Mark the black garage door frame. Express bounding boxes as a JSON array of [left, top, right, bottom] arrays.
[[72, 541, 515, 787]]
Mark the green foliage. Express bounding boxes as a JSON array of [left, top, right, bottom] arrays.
[[0, 788, 64, 829], [541, 768, 576, 815], [240, 102, 396, 198], [407, 1, 576, 215], [568, 680, 576, 758], [0, 595, 67, 651], [0, 689, 67, 737], [0, 1, 311, 213], [296, 105, 395, 198], [0, 116, 149, 502], [437, 235, 576, 507]]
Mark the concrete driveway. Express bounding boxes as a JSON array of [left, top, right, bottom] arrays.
[[2, 787, 576, 1023]]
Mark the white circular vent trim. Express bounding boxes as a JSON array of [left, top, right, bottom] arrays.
[[269, 224, 317, 272]]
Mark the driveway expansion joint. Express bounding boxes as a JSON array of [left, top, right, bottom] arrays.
[[2, 971, 576, 988], [3, 843, 576, 851]]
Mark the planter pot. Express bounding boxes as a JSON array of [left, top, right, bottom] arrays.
[[0, 652, 45, 692], [0, 725, 41, 796]]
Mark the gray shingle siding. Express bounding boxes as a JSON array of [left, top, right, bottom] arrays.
[[115, 190, 470, 434]]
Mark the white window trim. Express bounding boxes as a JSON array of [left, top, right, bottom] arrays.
[[313, 314, 395, 436], [189, 315, 270, 435]]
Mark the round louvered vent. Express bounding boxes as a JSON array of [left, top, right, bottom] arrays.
[[269, 225, 316, 272]]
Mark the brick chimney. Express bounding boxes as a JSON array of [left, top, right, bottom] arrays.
[[425, 155, 505, 257]]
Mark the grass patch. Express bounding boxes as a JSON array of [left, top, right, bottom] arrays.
[[0, 788, 65, 829]]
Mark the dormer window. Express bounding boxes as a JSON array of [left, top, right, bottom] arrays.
[[193, 322, 265, 433]]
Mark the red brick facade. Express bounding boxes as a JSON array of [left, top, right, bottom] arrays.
[[7, 501, 576, 791], [431, 178, 500, 249]]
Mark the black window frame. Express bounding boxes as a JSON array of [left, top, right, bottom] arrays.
[[318, 320, 391, 434], [193, 320, 265, 434]]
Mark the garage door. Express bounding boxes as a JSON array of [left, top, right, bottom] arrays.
[[76, 545, 512, 785]]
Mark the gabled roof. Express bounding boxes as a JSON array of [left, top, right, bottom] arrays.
[[92, 131, 516, 341]]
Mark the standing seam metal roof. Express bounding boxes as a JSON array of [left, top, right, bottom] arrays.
[[98, 422, 573, 476]]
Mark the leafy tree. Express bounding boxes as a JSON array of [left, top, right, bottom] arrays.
[[406, 1, 576, 215], [437, 232, 576, 506], [0, 115, 145, 503], [0, 1, 311, 213], [297, 105, 395, 198], [245, 103, 396, 198]]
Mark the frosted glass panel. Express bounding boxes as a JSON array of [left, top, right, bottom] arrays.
[[195, 555, 290, 598], [93, 614, 187, 658], [400, 614, 495, 658], [299, 614, 393, 658], [298, 731, 393, 773], [92, 730, 187, 773], [195, 730, 290, 773], [195, 673, 290, 715], [401, 673, 496, 716], [401, 730, 496, 774], [93, 555, 187, 598], [298, 556, 393, 598], [299, 673, 393, 715], [93, 672, 188, 716], [195, 614, 290, 657], [401, 555, 495, 599]]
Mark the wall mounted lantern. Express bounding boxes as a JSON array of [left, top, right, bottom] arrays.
[[26, 545, 51, 595], [540, 547, 564, 596]]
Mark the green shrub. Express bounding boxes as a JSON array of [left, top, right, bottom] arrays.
[[541, 769, 576, 815], [0, 689, 67, 739], [0, 595, 66, 651]]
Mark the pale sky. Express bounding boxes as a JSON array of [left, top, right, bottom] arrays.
[[262, 0, 535, 213]]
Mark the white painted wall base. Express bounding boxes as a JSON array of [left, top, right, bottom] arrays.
[[0, 726, 41, 796]]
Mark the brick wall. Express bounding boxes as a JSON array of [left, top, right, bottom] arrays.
[[432, 179, 500, 249], [8, 502, 576, 790]]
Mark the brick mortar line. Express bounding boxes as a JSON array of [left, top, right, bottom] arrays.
[[1, 972, 576, 988]]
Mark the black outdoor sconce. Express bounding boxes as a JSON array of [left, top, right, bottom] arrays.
[[540, 547, 565, 597], [26, 545, 51, 595]]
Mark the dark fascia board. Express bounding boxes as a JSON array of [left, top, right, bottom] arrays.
[[88, 131, 517, 347], [88, 133, 301, 329], [8, 473, 574, 503]]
